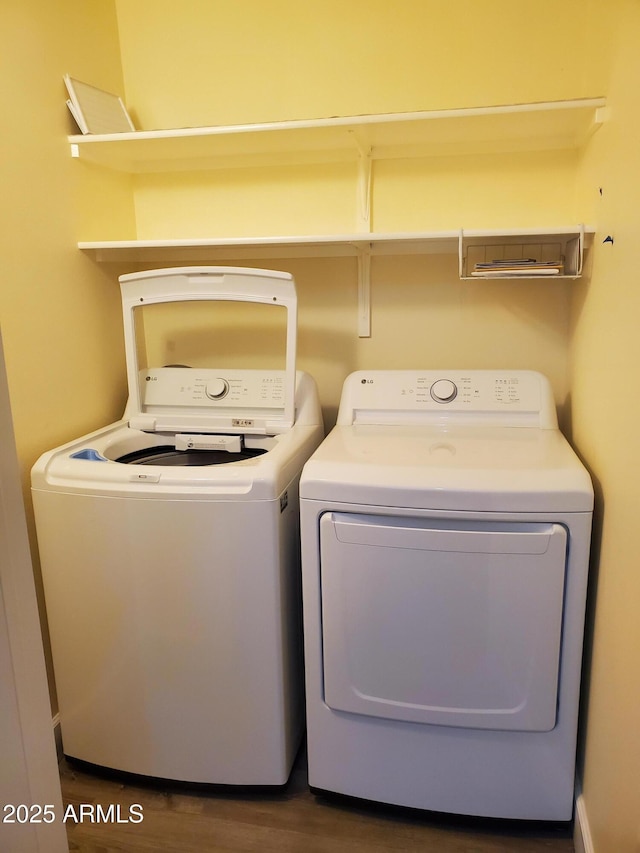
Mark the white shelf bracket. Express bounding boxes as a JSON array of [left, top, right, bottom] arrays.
[[349, 129, 373, 337], [458, 229, 465, 278], [575, 223, 585, 276], [593, 105, 610, 129], [349, 130, 372, 232], [357, 246, 372, 338]]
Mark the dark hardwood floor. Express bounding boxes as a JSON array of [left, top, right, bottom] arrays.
[[59, 747, 574, 853]]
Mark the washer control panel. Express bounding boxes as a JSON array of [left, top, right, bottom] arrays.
[[338, 370, 557, 428], [141, 368, 286, 409]]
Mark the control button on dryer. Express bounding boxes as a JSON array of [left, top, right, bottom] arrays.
[[430, 379, 458, 403], [205, 378, 229, 400]]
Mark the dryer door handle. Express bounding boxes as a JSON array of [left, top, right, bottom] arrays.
[[330, 514, 556, 556]]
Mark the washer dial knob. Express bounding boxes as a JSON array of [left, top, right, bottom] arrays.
[[205, 378, 229, 400], [430, 379, 458, 403]]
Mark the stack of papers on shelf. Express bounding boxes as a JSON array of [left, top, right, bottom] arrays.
[[471, 258, 564, 277]]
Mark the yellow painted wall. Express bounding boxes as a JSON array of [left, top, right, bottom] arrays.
[[128, 149, 582, 242], [1, 0, 127, 457], [115, 0, 599, 130], [570, 2, 640, 850], [0, 0, 127, 704], [3, 4, 636, 848], [112, 5, 640, 849], [111, 0, 613, 418]]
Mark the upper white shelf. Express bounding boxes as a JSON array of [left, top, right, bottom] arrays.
[[69, 98, 607, 173]]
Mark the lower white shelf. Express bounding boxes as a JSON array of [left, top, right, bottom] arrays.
[[78, 231, 460, 263], [79, 226, 593, 338], [79, 226, 592, 265]]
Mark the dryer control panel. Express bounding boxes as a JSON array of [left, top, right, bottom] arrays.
[[337, 370, 558, 429]]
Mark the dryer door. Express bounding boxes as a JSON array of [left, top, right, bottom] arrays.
[[319, 513, 567, 731]]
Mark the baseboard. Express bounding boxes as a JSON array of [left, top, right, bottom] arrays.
[[574, 788, 594, 853], [52, 713, 63, 763]]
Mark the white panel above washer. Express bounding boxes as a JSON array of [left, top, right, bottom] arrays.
[[319, 512, 567, 731]]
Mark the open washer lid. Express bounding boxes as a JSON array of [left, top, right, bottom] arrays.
[[119, 267, 297, 435]]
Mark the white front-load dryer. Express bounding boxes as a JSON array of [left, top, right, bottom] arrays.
[[32, 267, 324, 785], [300, 370, 593, 820]]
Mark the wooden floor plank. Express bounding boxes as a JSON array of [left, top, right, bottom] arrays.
[[59, 750, 574, 853]]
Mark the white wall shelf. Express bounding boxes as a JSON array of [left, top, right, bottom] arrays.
[[69, 98, 607, 173], [78, 231, 462, 262], [80, 226, 594, 336], [71, 98, 605, 336], [79, 227, 592, 266]]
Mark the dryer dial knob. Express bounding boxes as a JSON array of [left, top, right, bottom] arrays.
[[430, 379, 458, 403], [205, 378, 229, 400]]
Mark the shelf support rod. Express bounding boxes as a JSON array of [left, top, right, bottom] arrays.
[[576, 223, 585, 276], [357, 246, 372, 338], [349, 130, 372, 232], [348, 130, 373, 337]]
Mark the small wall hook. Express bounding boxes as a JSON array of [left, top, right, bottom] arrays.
[[603, 235, 614, 244]]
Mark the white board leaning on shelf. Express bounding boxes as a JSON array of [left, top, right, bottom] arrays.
[[64, 74, 135, 134]]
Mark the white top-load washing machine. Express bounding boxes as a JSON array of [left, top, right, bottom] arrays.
[[300, 370, 593, 820], [32, 267, 323, 786]]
